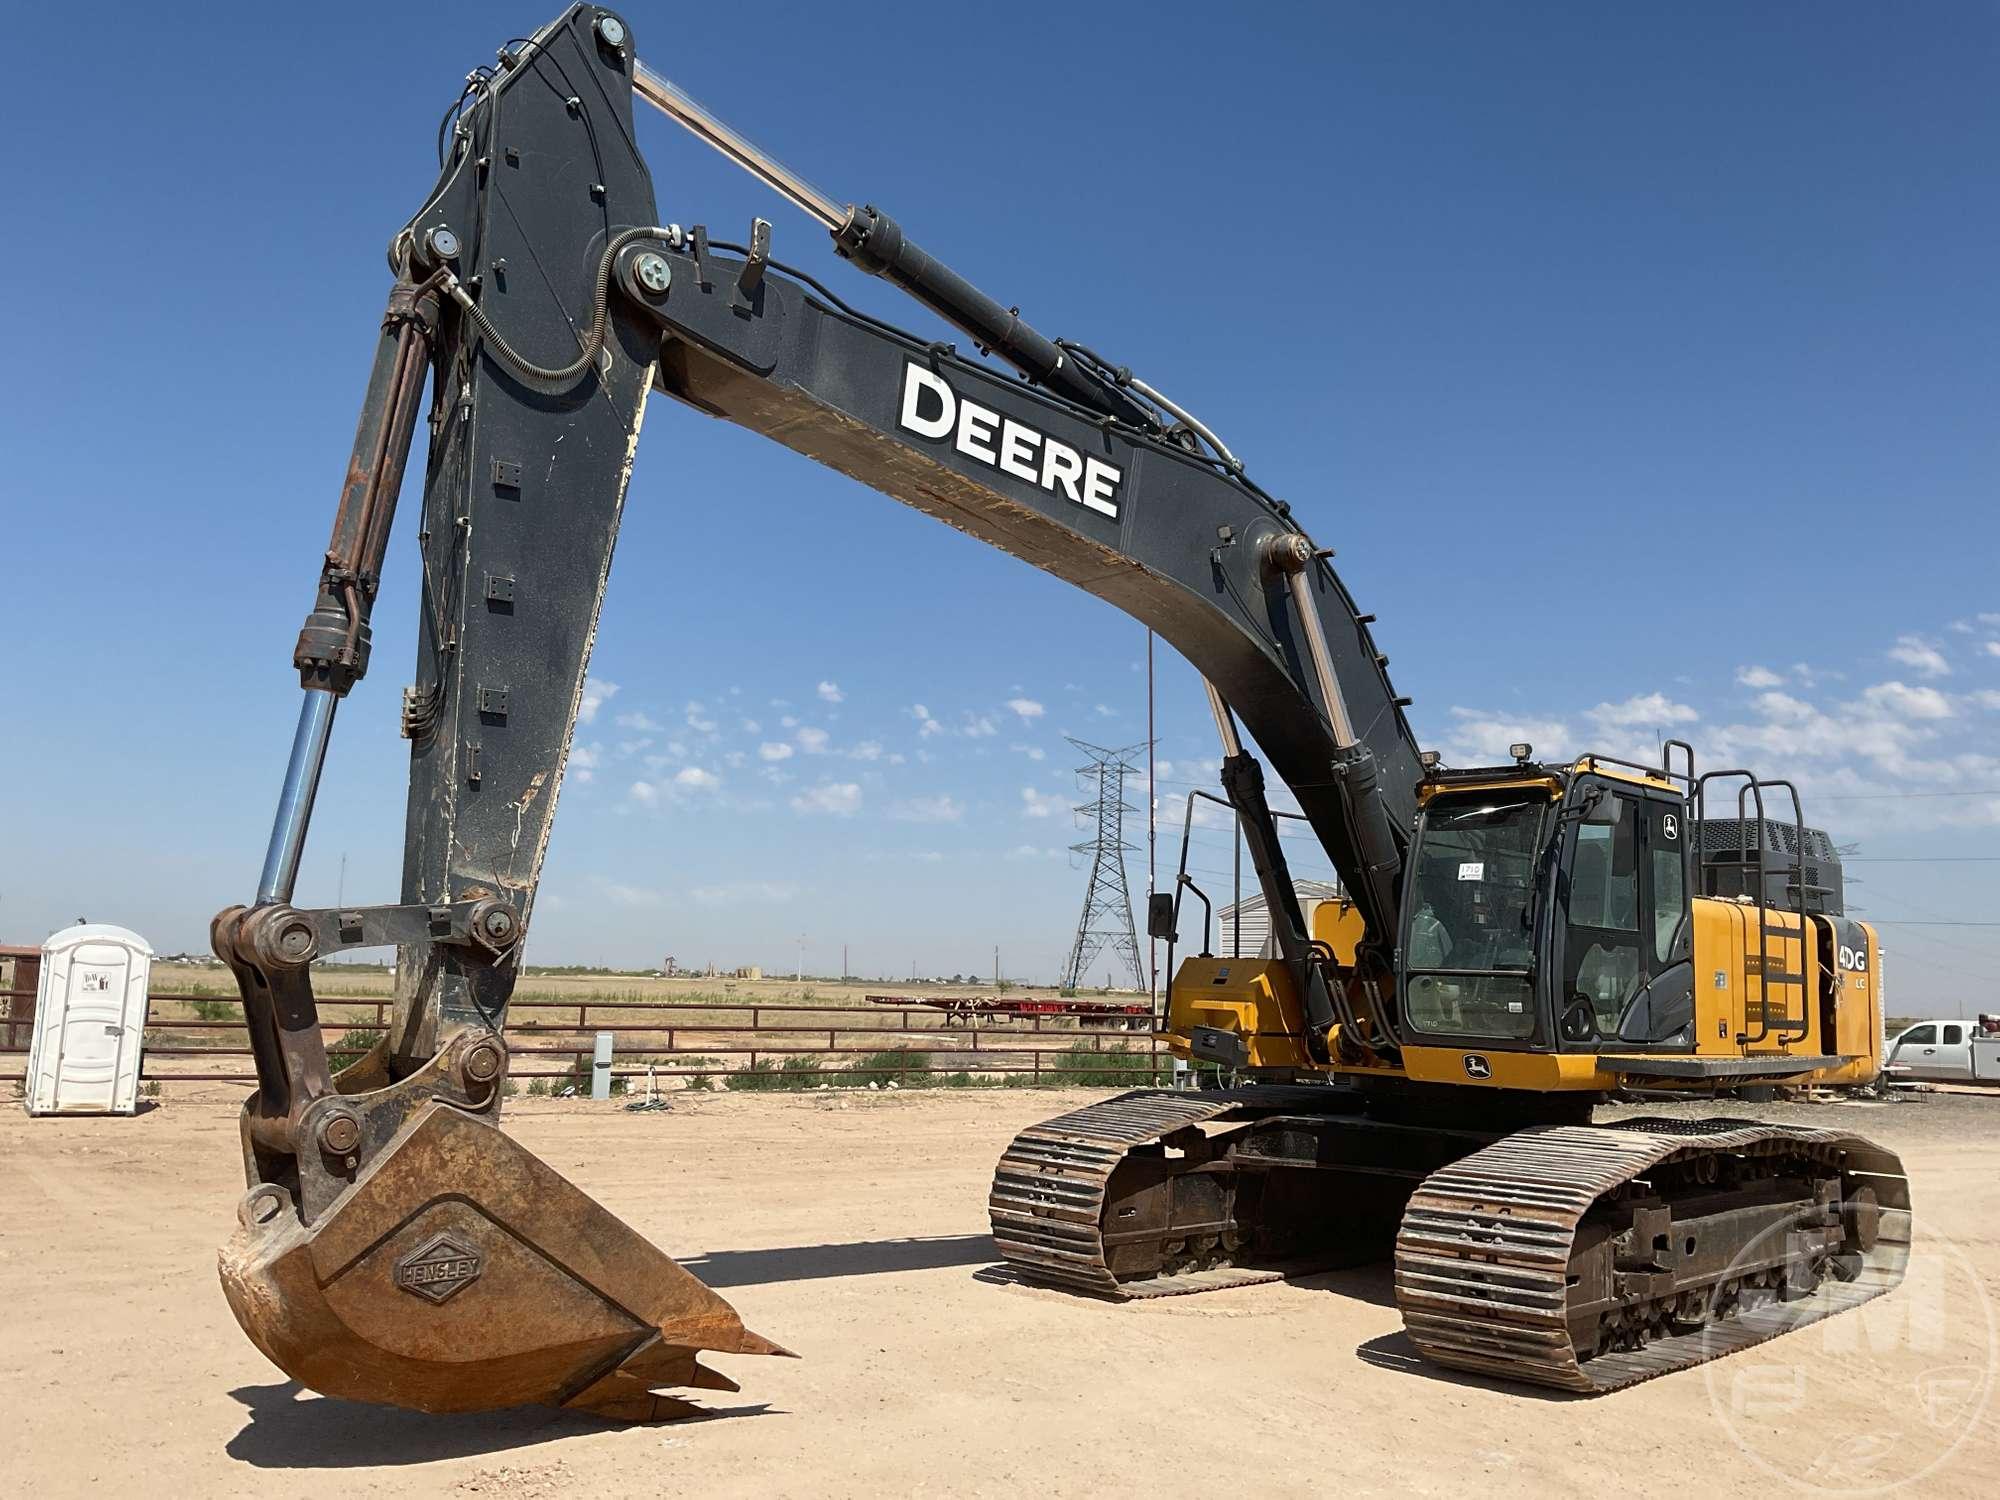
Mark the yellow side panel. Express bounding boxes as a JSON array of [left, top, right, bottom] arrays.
[[1831, 921, 1883, 1064], [1691, 899, 1816, 1055], [1164, 957, 1311, 1069], [1399, 1046, 1613, 1092], [1679, 900, 1881, 1087], [1690, 899, 1748, 1054], [1310, 898, 1369, 967]]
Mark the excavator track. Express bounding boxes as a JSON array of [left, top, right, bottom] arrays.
[[994, 1092, 1910, 1396], [989, 1086, 1361, 1298], [1395, 1119, 1911, 1392]]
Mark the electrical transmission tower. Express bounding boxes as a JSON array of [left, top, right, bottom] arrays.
[[1060, 738, 1146, 991]]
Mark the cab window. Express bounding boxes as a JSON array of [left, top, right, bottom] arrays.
[[1403, 791, 1543, 1040], [1943, 1024, 1964, 1046], [1900, 1024, 1937, 1046], [1564, 792, 1643, 1036], [1650, 806, 1686, 964]]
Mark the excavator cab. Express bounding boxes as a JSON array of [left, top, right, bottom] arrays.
[[1400, 758, 1695, 1055]]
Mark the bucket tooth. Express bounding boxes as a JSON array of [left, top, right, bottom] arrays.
[[219, 1101, 785, 1417]]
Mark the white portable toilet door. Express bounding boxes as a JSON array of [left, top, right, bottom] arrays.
[[25, 924, 153, 1116]]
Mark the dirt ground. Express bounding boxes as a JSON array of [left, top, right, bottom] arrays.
[[3, 1086, 1996, 1498]]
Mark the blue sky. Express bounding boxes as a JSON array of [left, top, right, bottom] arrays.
[[1, 3, 1994, 1006]]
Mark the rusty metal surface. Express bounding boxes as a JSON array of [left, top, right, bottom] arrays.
[[1394, 1120, 1911, 1392], [221, 1100, 787, 1417]]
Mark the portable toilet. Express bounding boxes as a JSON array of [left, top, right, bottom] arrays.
[[24, 924, 153, 1116]]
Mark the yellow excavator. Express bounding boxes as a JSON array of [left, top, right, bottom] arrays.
[[214, 6, 1906, 1418]]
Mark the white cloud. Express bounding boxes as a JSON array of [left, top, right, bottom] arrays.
[[1985, 641, 2000, 660], [758, 741, 795, 762], [893, 794, 965, 823], [1888, 635, 1950, 678], [614, 710, 663, 731], [780, 714, 800, 729], [1010, 744, 1047, 762], [912, 850, 945, 864], [796, 727, 831, 754], [1736, 665, 1784, 689], [1021, 786, 1068, 819], [692, 880, 799, 906], [849, 739, 884, 762], [817, 681, 845, 703], [963, 715, 998, 739], [579, 677, 619, 725], [791, 781, 862, 816], [629, 780, 658, 807], [1005, 844, 1063, 861], [911, 704, 944, 738], [1587, 693, 1699, 730], [685, 702, 719, 733], [1441, 708, 1571, 765], [740, 717, 761, 734], [673, 766, 721, 791], [1860, 681, 1953, 721], [597, 878, 669, 907], [1978, 613, 2000, 627], [1093, 703, 1116, 718], [1005, 697, 1045, 720]]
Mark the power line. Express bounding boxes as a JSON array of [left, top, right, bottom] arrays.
[[1819, 788, 2000, 800], [1871, 920, 2000, 928], [1847, 856, 2000, 863]]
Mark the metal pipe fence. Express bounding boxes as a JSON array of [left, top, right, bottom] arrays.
[[0, 987, 1168, 1089]]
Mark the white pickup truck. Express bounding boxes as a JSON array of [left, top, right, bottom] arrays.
[[1884, 1018, 2000, 1084]]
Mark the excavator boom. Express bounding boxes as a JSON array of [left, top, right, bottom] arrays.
[[218, 4, 1414, 1417]]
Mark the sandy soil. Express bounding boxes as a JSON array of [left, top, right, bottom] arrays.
[[3, 1087, 1996, 1498]]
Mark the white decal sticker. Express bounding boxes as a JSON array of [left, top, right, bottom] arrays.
[[1662, 813, 1679, 842], [897, 362, 1122, 519], [1457, 861, 1485, 881]]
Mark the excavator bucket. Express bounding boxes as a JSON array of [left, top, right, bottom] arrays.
[[219, 1102, 789, 1419]]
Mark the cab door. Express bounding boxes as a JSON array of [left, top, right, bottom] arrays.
[[1557, 783, 1693, 1048]]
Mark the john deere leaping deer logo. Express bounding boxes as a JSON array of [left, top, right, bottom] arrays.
[[1462, 1053, 1493, 1080], [395, 1232, 484, 1303]]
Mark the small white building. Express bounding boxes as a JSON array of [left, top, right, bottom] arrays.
[[24, 924, 153, 1116], [1214, 881, 1345, 959]]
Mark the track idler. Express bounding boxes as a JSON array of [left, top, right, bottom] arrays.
[[220, 1099, 789, 1419]]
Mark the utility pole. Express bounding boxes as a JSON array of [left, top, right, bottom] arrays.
[[993, 944, 1000, 991], [795, 933, 807, 984], [1146, 630, 1156, 1004], [1060, 738, 1146, 992], [842, 943, 848, 982]]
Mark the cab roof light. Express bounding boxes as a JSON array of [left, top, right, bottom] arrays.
[[1509, 742, 1533, 763]]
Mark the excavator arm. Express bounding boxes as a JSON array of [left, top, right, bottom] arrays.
[[214, 4, 1421, 1417]]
